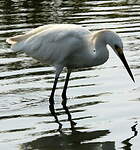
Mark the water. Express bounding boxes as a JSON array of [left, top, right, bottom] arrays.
[[0, 0, 140, 149]]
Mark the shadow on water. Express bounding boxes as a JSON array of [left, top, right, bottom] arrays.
[[21, 129, 115, 150]]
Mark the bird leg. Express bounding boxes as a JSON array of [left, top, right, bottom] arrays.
[[61, 70, 71, 100], [49, 76, 62, 131], [61, 69, 77, 130]]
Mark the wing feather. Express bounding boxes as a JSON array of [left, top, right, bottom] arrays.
[[6, 24, 91, 65]]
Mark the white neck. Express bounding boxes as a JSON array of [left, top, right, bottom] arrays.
[[90, 31, 109, 66]]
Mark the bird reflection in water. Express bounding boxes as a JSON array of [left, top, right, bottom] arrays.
[[122, 122, 138, 150], [21, 129, 116, 150], [20, 122, 138, 150]]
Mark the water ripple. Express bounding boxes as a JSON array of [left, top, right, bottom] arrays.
[[0, 0, 140, 149]]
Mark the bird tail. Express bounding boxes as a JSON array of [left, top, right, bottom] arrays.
[[6, 34, 28, 52], [6, 34, 25, 44]]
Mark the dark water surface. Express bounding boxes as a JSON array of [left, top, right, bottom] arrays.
[[0, 0, 140, 149]]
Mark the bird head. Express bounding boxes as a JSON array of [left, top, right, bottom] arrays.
[[107, 31, 135, 82]]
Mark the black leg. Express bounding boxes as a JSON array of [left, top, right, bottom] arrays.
[[62, 69, 71, 100], [61, 69, 77, 130], [49, 74, 62, 131]]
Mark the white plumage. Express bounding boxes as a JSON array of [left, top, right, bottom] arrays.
[[6, 24, 113, 70], [7, 24, 91, 67], [6, 24, 134, 130]]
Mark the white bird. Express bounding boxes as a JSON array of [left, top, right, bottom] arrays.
[[6, 24, 135, 130]]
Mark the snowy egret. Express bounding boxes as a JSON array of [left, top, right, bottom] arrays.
[[6, 24, 135, 130]]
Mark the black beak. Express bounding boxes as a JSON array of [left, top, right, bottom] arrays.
[[118, 52, 135, 82]]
